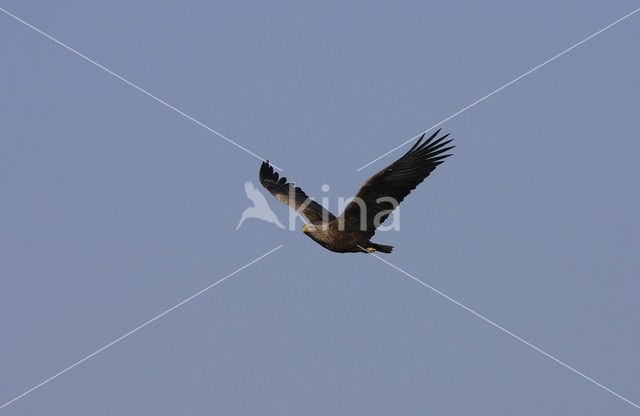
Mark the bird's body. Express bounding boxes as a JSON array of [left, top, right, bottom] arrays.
[[300, 223, 393, 253], [259, 130, 454, 253]]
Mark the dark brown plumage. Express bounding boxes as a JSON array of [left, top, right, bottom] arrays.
[[259, 129, 454, 253]]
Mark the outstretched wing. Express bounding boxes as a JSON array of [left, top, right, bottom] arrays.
[[244, 181, 258, 197], [244, 181, 269, 206], [259, 161, 336, 224], [339, 129, 454, 239]]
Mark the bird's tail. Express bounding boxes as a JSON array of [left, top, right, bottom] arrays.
[[370, 243, 393, 253]]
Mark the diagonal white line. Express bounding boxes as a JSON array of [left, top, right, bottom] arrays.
[[0, 7, 282, 171], [0, 245, 283, 411], [359, 247, 640, 411], [355, 7, 640, 172]]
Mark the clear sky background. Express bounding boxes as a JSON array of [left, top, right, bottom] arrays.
[[1, 1, 639, 414]]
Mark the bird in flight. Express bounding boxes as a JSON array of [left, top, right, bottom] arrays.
[[259, 130, 454, 253]]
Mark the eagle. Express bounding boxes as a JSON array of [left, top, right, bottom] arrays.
[[259, 130, 454, 253]]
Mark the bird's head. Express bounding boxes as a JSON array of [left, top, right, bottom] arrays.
[[302, 223, 329, 238]]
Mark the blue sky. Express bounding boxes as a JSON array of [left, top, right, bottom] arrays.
[[1, 1, 639, 414]]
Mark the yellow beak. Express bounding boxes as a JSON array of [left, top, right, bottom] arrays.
[[302, 225, 309, 233]]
